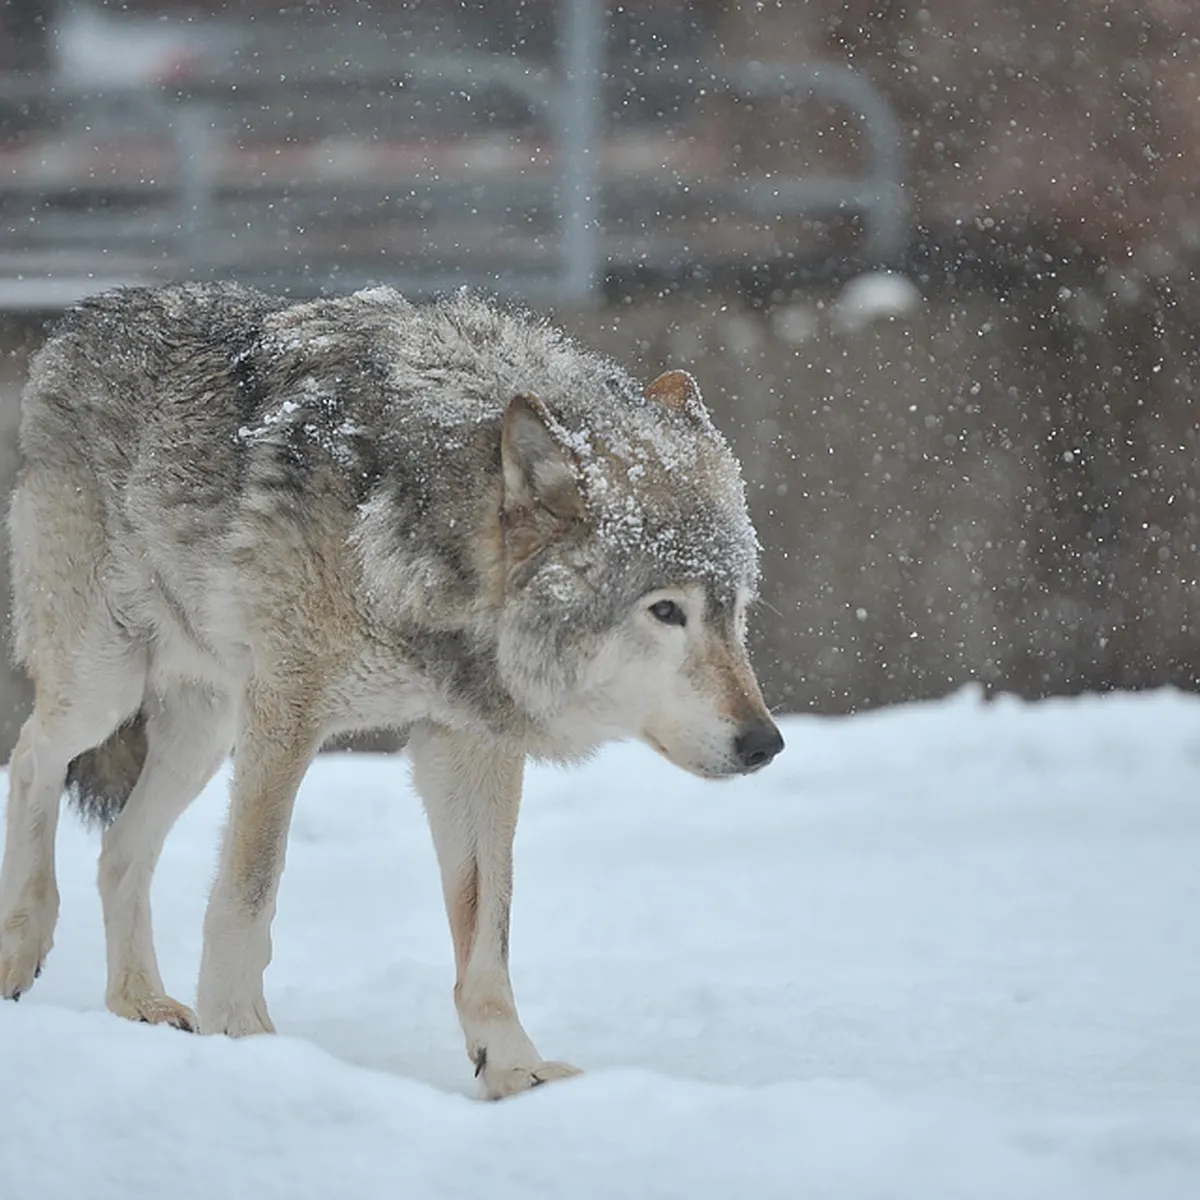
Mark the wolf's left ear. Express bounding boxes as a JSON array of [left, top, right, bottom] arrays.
[[644, 369, 707, 421], [501, 394, 585, 522]]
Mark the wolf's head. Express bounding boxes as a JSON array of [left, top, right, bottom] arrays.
[[494, 368, 783, 778]]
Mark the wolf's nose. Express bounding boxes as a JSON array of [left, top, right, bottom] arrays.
[[734, 722, 785, 772]]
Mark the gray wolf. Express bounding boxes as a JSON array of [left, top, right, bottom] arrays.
[[0, 283, 783, 1098]]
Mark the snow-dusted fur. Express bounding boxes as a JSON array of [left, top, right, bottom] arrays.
[[0, 283, 782, 1098]]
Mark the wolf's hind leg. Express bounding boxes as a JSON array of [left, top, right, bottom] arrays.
[[98, 682, 235, 1030], [410, 722, 582, 1100], [0, 657, 146, 1001]]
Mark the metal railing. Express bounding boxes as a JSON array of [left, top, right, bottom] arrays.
[[0, 0, 907, 309], [727, 61, 907, 266]]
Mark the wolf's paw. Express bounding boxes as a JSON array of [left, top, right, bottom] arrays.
[[477, 1054, 583, 1100], [0, 908, 54, 1001], [196, 993, 276, 1037], [108, 990, 198, 1032]]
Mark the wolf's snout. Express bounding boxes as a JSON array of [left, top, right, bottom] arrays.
[[734, 721, 784, 773]]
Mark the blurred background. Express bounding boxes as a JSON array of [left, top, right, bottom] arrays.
[[0, 0, 1198, 756]]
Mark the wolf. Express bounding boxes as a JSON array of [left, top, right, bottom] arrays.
[[0, 282, 783, 1098]]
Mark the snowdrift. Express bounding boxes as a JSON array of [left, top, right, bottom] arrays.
[[1, 689, 1198, 1198]]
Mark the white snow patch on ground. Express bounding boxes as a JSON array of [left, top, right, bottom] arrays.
[[2, 689, 1199, 1198]]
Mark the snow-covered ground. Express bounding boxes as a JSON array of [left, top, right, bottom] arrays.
[[1, 688, 1198, 1199]]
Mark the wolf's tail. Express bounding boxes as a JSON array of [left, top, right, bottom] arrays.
[[65, 710, 149, 828]]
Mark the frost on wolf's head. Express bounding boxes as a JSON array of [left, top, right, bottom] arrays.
[[550, 406, 761, 605]]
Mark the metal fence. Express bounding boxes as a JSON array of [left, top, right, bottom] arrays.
[[0, 0, 908, 309]]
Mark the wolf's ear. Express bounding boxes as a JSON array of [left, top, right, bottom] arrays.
[[501, 393, 584, 522], [644, 369, 707, 420]]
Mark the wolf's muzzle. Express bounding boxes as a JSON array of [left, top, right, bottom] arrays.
[[734, 721, 785, 773]]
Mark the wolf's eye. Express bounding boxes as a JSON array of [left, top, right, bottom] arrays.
[[649, 599, 686, 627]]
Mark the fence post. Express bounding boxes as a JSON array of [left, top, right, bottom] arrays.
[[559, 0, 603, 305], [172, 102, 216, 272]]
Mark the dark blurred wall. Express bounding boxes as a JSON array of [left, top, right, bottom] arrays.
[[567, 271, 1200, 714], [711, 0, 1199, 273]]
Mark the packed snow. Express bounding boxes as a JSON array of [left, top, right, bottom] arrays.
[[1, 688, 1198, 1199]]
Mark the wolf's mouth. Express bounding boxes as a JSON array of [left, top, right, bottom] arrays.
[[643, 731, 669, 758], [642, 731, 737, 781]]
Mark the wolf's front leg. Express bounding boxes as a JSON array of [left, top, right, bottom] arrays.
[[410, 722, 581, 1100], [196, 689, 318, 1037]]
